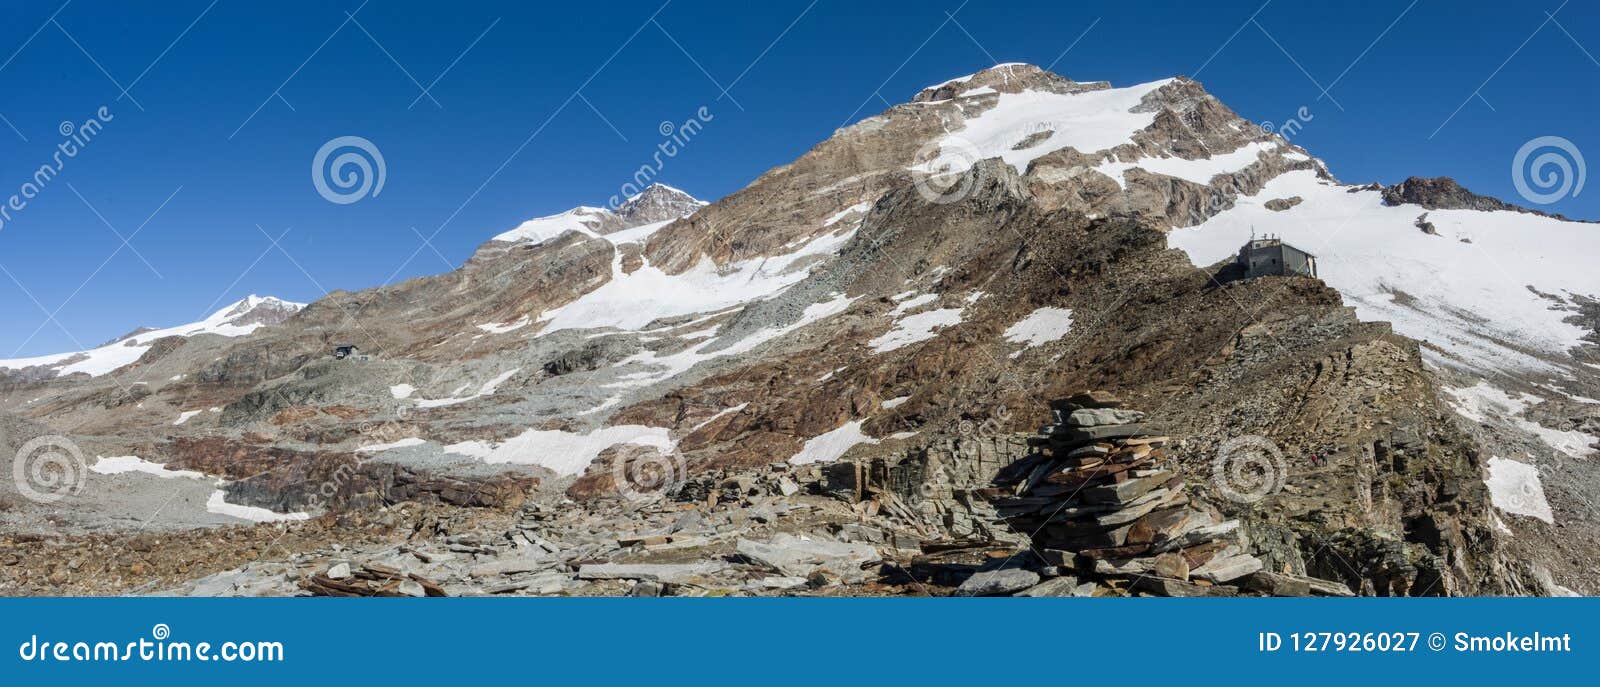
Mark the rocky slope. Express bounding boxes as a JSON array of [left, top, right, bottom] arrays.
[[2, 64, 1596, 597]]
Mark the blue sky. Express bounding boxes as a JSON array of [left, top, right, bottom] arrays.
[[0, 0, 1595, 357]]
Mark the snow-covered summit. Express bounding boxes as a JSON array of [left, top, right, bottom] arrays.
[[491, 184, 705, 245], [616, 183, 707, 226], [491, 206, 617, 244], [0, 295, 304, 378]]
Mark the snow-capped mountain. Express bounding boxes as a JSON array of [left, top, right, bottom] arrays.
[[5, 64, 1597, 596], [0, 295, 303, 379], [490, 183, 707, 245]]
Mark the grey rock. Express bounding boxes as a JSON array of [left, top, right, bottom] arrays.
[[1190, 553, 1263, 584], [1066, 408, 1147, 427], [956, 568, 1041, 596], [1015, 576, 1080, 597], [736, 533, 880, 581], [469, 554, 556, 578], [325, 562, 352, 580], [747, 576, 810, 591], [1132, 576, 1238, 597], [397, 580, 427, 597], [577, 562, 726, 583]]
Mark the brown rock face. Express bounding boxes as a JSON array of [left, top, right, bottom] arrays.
[[1380, 176, 1589, 222]]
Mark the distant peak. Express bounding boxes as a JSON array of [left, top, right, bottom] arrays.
[[912, 63, 1109, 103], [214, 295, 304, 325], [1381, 176, 1590, 222], [615, 182, 707, 227]]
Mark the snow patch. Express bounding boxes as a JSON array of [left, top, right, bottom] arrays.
[[789, 420, 879, 465], [476, 315, 531, 334], [538, 228, 855, 335], [1444, 382, 1597, 459], [1003, 307, 1074, 356], [413, 368, 520, 409], [824, 202, 873, 228], [911, 79, 1172, 177], [870, 308, 964, 353], [492, 206, 610, 244], [442, 425, 676, 476], [889, 293, 937, 316], [1095, 141, 1280, 189], [690, 403, 749, 432], [90, 456, 207, 480], [173, 410, 203, 426], [610, 294, 856, 388], [206, 491, 310, 523], [1484, 456, 1554, 524]]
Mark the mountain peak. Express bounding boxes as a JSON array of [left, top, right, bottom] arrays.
[[1380, 176, 1588, 222], [214, 295, 304, 328], [615, 183, 706, 227], [912, 62, 1106, 103]]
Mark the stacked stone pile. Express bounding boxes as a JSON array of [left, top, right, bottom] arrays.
[[986, 391, 1317, 596]]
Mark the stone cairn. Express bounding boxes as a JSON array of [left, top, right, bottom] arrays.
[[988, 391, 1277, 596]]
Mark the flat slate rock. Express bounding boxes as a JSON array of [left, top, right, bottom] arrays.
[[736, 533, 881, 580], [1190, 553, 1264, 584], [1133, 576, 1239, 598], [955, 568, 1041, 596], [1065, 408, 1147, 428], [577, 562, 726, 583], [1014, 576, 1081, 597], [1051, 391, 1123, 412]]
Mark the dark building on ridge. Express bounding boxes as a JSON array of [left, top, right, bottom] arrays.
[[1237, 236, 1317, 279]]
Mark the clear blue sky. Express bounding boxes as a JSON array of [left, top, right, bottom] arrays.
[[1, 0, 1595, 357]]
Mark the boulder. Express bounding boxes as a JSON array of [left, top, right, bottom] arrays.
[[1014, 576, 1081, 597], [956, 568, 1041, 596], [736, 534, 880, 581], [1066, 408, 1147, 427], [469, 554, 557, 578], [1242, 570, 1311, 596], [1151, 553, 1190, 581], [1133, 576, 1239, 597], [1190, 553, 1263, 584], [577, 562, 727, 584]]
